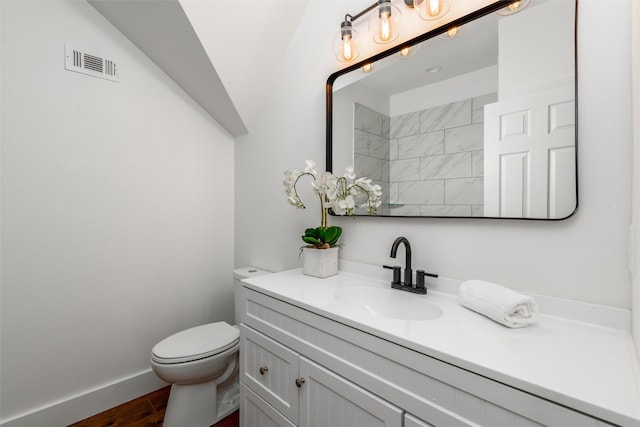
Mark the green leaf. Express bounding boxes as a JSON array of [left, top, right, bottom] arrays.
[[316, 227, 327, 243], [302, 235, 322, 245], [304, 228, 320, 238], [326, 226, 342, 245]]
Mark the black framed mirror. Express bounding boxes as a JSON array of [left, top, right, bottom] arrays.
[[326, 0, 577, 219]]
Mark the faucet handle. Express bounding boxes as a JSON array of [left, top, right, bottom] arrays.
[[383, 265, 401, 285], [416, 270, 426, 290]]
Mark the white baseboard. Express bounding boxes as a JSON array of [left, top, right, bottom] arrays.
[[0, 369, 167, 427]]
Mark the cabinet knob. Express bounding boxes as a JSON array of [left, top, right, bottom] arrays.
[[259, 366, 268, 375], [295, 377, 305, 388]]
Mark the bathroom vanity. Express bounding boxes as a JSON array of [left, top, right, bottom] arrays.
[[237, 262, 640, 427]]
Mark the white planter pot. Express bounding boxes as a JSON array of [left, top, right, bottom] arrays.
[[302, 246, 339, 278]]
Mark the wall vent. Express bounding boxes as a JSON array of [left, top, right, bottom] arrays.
[[65, 44, 119, 82]]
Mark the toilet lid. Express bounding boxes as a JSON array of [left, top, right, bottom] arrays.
[[151, 322, 239, 364]]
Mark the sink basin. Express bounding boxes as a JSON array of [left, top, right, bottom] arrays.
[[332, 287, 443, 321]]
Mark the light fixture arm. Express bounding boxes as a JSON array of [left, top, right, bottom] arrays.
[[344, 1, 378, 24]]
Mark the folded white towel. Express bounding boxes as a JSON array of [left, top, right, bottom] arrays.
[[458, 280, 539, 328]]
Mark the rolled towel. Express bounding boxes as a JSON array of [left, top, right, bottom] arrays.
[[458, 280, 539, 328]]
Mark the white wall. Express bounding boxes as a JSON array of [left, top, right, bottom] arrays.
[[0, 1, 235, 425], [498, 0, 575, 98], [390, 65, 498, 117], [235, 0, 633, 310], [631, 0, 640, 361]]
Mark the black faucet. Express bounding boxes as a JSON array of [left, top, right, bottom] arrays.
[[390, 237, 412, 287], [384, 236, 438, 295]]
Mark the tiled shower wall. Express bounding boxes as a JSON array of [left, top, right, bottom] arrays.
[[389, 93, 497, 216], [354, 94, 496, 216], [354, 103, 391, 215]]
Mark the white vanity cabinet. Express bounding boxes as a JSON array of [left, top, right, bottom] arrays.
[[239, 286, 618, 427], [240, 324, 403, 427]]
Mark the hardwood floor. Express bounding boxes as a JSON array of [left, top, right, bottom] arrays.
[[68, 386, 239, 427]]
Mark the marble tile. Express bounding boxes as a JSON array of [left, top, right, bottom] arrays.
[[354, 103, 383, 136], [390, 139, 398, 161], [420, 152, 472, 180], [390, 112, 421, 138], [369, 135, 390, 160], [397, 131, 444, 159], [445, 123, 484, 153], [382, 115, 390, 138], [420, 99, 472, 133], [398, 180, 444, 204], [389, 183, 399, 203], [390, 205, 422, 216], [472, 205, 485, 217], [382, 159, 390, 183], [390, 158, 420, 182], [472, 92, 497, 124], [445, 177, 484, 205], [472, 150, 484, 177], [421, 205, 472, 217], [355, 129, 389, 161], [355, 155, 384, 181], [354, 129, 371, 156]]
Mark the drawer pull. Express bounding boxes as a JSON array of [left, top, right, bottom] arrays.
[[295, 377, 305, 388], [259, 366, 269, 375]]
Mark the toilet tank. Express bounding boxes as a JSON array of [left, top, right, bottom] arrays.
[[233, 267, 272, 324]]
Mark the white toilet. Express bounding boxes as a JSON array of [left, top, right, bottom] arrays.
[[150, 267, 271, 427]]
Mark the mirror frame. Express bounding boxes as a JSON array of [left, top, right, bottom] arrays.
[[326, 0, 578, 220]]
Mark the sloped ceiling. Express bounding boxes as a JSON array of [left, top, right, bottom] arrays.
[[88, 0, 309, 137]]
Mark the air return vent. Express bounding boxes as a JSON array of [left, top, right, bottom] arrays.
[[65, 44, 119, 82]]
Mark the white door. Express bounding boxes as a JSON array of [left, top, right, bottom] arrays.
[[298, 357, 402, 427], [484, 85, 576, 218]]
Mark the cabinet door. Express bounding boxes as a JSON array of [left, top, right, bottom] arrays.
[[240, 325, 300, 424], [298, 357, 402, 427], [241, 383, 296, 427]]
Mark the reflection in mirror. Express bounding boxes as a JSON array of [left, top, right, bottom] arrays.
[[328, 0, 577, 219]]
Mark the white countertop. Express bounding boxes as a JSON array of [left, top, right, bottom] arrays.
[[243, 263, 640, 427]]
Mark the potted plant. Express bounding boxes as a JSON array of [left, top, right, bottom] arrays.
[[283, 160, 382, 277]]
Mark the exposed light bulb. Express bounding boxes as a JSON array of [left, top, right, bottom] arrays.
[[446, 26, 459, 38], [334, 19, 358, 62], [497, 0, 530, 16], [362, 63, 373, 73], [369, 0, 401, 44], [342, 35, 353, 60], [414, 0, 449, 21], [378, 10, 392, 42], [428, 0, 441, 17], [508, 1, 522, 11], [400, 46, 411, 57]]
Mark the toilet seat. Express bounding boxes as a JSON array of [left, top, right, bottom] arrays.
[[151, 322, 239, 364]]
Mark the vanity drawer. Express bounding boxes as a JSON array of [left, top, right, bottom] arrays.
[[244, 288, 615, 427], [240, 324, 300, 424]]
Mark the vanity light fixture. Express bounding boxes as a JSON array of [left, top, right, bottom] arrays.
[[438, 23, 469, 39], [368, 0, 402, 44], [334, 0, 403, 61], [497, 0, 531, 15], [334, 18, 359, 62], [397, 43, 420, 58], [411, 0, 450, 21]]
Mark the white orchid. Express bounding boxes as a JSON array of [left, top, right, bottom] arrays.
[[283, 161, 384, 245]]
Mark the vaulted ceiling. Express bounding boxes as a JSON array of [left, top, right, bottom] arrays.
[[88, 0, 309, 137]]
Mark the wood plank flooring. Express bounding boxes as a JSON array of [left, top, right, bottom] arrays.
[[68, 386, 239, 427]]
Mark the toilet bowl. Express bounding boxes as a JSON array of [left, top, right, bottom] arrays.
[[150, 267, 271, 427]]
